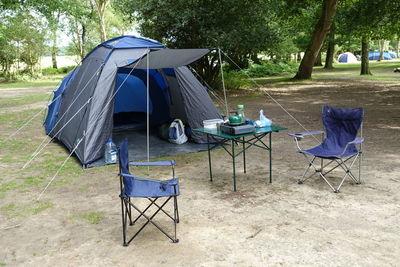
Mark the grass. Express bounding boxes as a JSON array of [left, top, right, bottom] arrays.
[[0, 200, 53, 219], [0, 92, 50, 108], [0, 75, 63, 89], [75, 211, 105, 224], [244, 61, 400, 86], [1, 202, 28, 218], [32, 201, 53, 215]]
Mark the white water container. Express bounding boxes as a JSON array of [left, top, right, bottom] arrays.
[[105, 138, 118, 164]]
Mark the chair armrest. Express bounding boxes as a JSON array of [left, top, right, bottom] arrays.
[[288, 130, 324, 138], [289, 131, 324, 151], [119, 173, 162, 183], [337, 137, 365, 157], [129, 160, 175, 167], [348, 137, 364, 145]]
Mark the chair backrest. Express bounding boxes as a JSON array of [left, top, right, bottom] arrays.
[[322, 105, 363, 149], [118, 139, 134, 194], [118, 139, 130, 174]]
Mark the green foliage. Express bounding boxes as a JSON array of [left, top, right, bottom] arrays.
[[115, 0, 280, 84], [0, 9, 47, 79], [243, 61, 298, 77], [42, 65, 76, 75], [222, 71, 249, 90]]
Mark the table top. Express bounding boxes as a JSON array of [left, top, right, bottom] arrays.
[[194, 125, 287, 139]]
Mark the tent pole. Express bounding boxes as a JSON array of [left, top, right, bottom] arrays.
[[146, 49, 150, 165], [218, 48, 229, 118]]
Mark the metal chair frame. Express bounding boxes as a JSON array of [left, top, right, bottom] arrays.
[[119, 159, 179, 246]]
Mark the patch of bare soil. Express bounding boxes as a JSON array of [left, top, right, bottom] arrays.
[[1, 79, 399, 266]]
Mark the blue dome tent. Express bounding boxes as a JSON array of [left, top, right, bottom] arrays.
[[44, 35, 222, 167], [338, 52, 357, 63], [368, 51, 393, 60]]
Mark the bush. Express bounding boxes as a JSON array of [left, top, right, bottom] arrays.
[[59, 65, 76, 74], [42, 67, 59, 75], [242, 61, 298, 77], [221, 71, 249, 90], [42, 65, 76, 76]]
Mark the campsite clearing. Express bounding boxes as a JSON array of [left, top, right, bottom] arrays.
[[0, 63, 400, 266]]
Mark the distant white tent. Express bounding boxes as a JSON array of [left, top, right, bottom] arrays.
[[338, 52, 357, 63]]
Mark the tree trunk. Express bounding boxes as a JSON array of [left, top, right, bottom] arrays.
[[378, 40, 384, 61], [94, 0, 109, 42], [81, 24, 87, 58], [51, 28, 58, 69], [360, 35, 371, 75], [293, 0, 338, 80], [324, 23, 335, 69], [297, 52, 302, 62], [314, 51, 323, 66], [397, 37, 400, 58]]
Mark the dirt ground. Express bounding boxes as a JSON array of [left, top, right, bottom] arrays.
[[1, 77, 399, 266]]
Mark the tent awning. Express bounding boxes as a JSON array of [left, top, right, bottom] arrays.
[[125, 48, 210, 69]]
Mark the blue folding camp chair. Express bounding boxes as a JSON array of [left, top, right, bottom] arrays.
[[289, 105, 364, 193], [118, 139, 179, 246]]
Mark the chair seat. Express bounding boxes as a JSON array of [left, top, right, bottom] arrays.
[[299, 144, 359, 159], [122, 178, 180, 198]]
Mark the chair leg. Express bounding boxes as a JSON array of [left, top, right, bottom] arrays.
[[358, 152, 362, 184], [173, 196, 179, 243], [317, 172, 338, 192], [123, 196, 179, 246], [121, 197, 128, 246], [298, 156, 316, 184], [298, 153, 363, 193], [128, 197, 133, 225], [174, 195, 180, 223]]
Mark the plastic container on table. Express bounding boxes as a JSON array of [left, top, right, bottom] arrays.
[[203, 119, 224, 129]]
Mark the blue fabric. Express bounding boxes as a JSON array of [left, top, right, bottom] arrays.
[[369, 51, 393, 60], [338, 54, 348, 63], [129, 160, 175, 166], [300, 106, 363, 159], [163, 68, 176, 76], [114, 68, 171, 125], [44, 69, 78, 134], [114, 73, 152, 114], [119, 139, 179, 198], [100, 35, 164, 49]]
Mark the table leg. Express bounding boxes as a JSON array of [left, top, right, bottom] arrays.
[[207, 134, 212, 181], [269, 132, 272, 183], [232, 139, 236, 192], [242, 136, 246, 174]]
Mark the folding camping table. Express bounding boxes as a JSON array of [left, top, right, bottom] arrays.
[[194, 125, 287, 191]]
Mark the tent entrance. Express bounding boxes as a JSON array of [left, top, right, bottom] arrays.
[[86, 127, 209, 167], [113, 69, 171, 129]]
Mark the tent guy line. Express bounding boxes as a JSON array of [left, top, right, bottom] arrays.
[[221, 50, 320, 144], [21, 63, 104, 169], [36, 130, 87, 201], [218, 48, 229, 118], [7, 57, 87, 140], [188, 65, 232, 113], [7, 94, 62, 139], [22, 97, 93, 170], [34, 55, 147, 200], [23, 52, 148, 171]]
